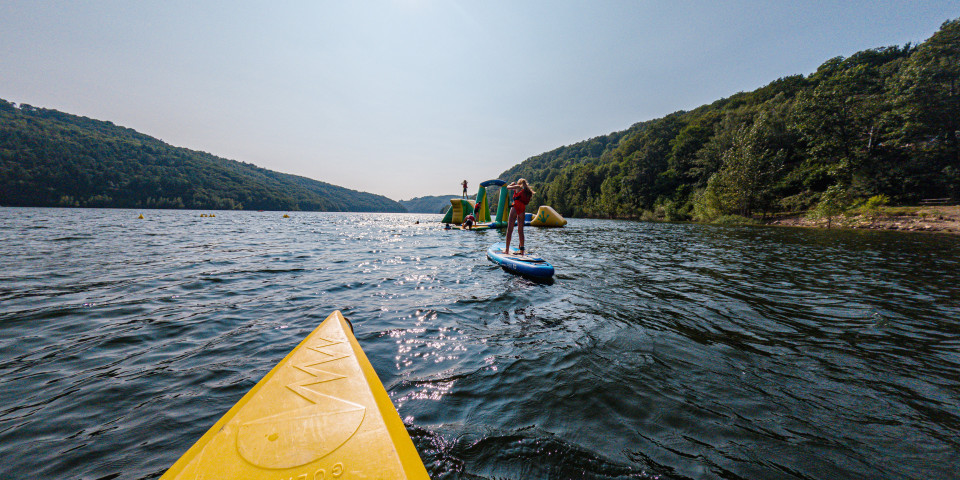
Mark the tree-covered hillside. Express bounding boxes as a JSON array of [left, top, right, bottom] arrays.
[[500, 19, 959, 220], [0, 101, 406, 212], [399, 195, 460, 214]]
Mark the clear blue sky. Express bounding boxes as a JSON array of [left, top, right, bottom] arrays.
[[1, 1, 956, 200]]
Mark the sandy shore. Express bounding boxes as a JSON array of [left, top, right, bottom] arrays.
[[766, 205, 960, 234]]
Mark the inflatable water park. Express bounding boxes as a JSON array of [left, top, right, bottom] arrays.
[[441, 179, 567, 229]]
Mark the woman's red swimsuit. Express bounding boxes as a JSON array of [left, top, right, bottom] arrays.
[[512, 188, 531, 213]]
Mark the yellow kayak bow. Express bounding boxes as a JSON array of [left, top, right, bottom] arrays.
[[161, 311, 430, 479]]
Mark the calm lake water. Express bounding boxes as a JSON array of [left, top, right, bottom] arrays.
[[1, 207, 958, 479]]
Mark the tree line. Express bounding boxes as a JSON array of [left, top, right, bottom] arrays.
[[500, 19, 959, 221], [0, 101, 406, 212]]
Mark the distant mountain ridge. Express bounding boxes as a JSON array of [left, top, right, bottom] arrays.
[[399, 195, 461, 214], [0, 99, 406, 212]]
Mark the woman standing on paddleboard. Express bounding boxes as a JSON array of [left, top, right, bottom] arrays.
[[503, 179, 534, 254]]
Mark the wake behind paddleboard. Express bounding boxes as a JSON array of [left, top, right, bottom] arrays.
[[160, 311, 430, 480], [486, 242, 555, 279]]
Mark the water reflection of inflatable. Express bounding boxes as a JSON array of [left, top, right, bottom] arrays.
[[441, 179, 566, 229]]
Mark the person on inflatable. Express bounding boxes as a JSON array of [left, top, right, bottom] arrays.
[[462, 213, 476, 230], [461, 179, 468, 198], [503, 178, 534, 255]]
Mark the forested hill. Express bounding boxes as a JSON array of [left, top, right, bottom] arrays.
[[399, 195, 460, 214], [0, 101, 406, 212], [500, 18, 959, 220]]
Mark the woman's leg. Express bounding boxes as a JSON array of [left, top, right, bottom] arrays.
[[517, 216, 524, 251], [504, 208, 517, 252]]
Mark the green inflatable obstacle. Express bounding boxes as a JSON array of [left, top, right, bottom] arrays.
[[441, 198, 476, 224], [488, 179, 509, 228], [474, 184, 491, 223], [442, 180, 505, 226]]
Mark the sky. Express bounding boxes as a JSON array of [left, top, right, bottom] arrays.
[[1, 1, 956, 201]]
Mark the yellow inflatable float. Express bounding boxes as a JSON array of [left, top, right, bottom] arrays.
[[530, 205, 567, 227]]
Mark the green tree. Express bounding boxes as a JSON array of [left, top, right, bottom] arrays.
[[792, 57, 891, 193], [695, 110, 786, 218], [892, 19, 960, 197], [809, 184, 852, 228]]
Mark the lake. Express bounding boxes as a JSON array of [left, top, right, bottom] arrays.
[[1, 207, 958, 479]]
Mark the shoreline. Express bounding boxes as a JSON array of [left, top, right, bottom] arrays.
[[763, 205, 960, 234]]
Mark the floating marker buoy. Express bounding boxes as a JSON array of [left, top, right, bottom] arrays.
[[283, 214, 290, 218], [138, 214, 144, 219], [200, 214, 207, 217], [210, 214, 215, 217]]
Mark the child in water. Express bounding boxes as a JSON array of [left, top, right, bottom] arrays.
[[503, 179, 534, 255]]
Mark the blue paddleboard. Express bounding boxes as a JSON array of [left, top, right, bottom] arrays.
[[486, 242, 554, 279]]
